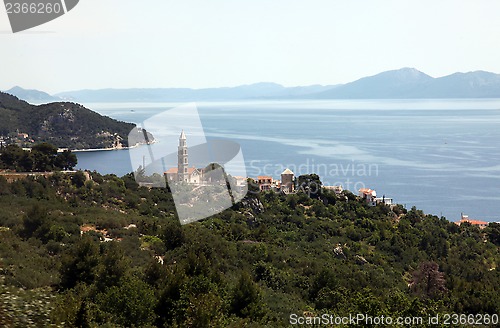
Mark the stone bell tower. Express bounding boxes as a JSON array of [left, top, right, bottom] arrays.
[[178, 130, 188, 182]]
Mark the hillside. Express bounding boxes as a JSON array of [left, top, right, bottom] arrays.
[[0, 172, 498, 326], [0, 92, 153, 149]]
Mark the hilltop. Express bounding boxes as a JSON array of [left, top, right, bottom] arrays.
[[5, 86, 60, 103], [0, 92, 153, 150]]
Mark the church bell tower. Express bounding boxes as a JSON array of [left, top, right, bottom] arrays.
[[178, 130, 188, 182]]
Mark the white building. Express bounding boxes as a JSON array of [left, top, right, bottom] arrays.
[[324, 185, 344, 194], [375, 196, 393, 206], [359, 188, 377, 206]]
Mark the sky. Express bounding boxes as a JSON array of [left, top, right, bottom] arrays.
[[1, 0, 500, 94]]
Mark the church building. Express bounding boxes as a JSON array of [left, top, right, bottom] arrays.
[[164, 130, 203, 184]]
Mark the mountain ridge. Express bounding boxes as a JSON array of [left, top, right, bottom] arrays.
[[313, 68, 500, 99], [53, 83, 339, 102], [7, 68, 500, 102]]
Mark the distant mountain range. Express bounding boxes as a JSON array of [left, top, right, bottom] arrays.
[[5, 68, 500, 102], [53, 83, 339, 102], [0, 92, 153, 149], [312, 68, 500, 99]]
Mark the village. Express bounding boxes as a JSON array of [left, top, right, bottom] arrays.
[[1, 129, 493, 246], [0, 131, 34, 149], [159, 131, 494, 230]]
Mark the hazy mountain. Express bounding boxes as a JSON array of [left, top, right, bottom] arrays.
[[312, 68, 500, 99], [13, 68, 500, 102], [313, 68, 432, 98], [55, 83, 339, 102], [414, 70, 500, 98], [0, 92, 153, 149], [5, 86, 60, 103]]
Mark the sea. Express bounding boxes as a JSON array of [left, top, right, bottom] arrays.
[[74, 99, 500, 223]]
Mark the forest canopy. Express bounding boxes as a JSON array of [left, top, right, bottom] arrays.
[[0, 143, 77, 172], [0, 169, 498, 327]]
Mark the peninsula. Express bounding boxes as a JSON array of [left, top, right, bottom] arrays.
[[0, 91, 154, 150]]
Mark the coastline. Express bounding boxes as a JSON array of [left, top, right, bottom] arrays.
[[62, 141, 156, 153]]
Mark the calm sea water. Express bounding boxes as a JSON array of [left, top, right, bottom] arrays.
[[75, 99, 500, 222]]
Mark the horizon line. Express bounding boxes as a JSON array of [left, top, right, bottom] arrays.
[[3, 67, 500, 95]]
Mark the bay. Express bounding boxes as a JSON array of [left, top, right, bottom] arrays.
[[75, 99, 500, 222]]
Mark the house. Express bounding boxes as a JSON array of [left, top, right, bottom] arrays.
[[232, 176, 247, 186], [455, 214, 489, 229], [257, 176, 273, 191], [324, 185, 343, 194], [375, 195, 393, 206], [359, 188, 377, 206], [232, 176, 248, 192]]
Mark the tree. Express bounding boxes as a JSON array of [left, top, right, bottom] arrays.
[[230, 271, 264, 319], [484, 223, 500, 246], [31, 142, 58, 172], [410, 261, 447, 299], [0, 144, 24, 170], [297, 174, 322, 199], [97, 276, 157, 327], [71, 171, 87, 188], [96, 242, 130, 292], [21, 203, 49, 239], [55, 150, 78, 170], [60, 236, 100, 289], [160, 220, 185, 251], [18, 152, 34, 171]]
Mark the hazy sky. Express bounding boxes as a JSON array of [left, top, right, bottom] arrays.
[[1, 0, 500, 93]]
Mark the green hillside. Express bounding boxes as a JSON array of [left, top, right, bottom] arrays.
[[0, 172, 498, 327], [0, 92, 152, 149]]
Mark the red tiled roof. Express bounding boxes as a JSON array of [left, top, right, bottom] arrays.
[[257, 176, 272, 180], [164, 167, 199, 175], [359, 188, 376, 195], [461, 219, 488, 225]]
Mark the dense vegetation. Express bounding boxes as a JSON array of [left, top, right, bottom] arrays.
[[0, 143, 77, 172], [0, 171, 498, 327], [0, 92, 153, 149]]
